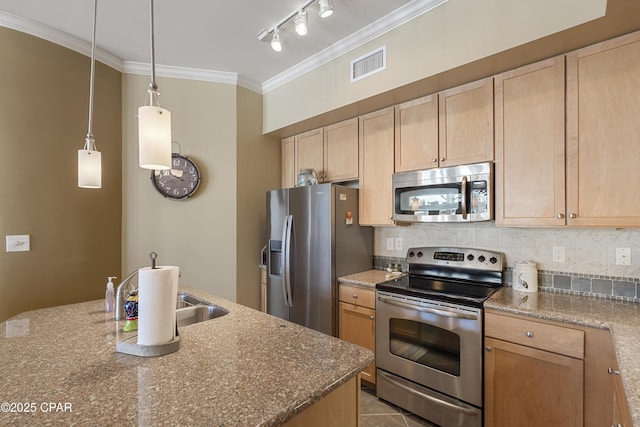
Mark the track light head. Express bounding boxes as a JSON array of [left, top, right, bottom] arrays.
[[318, 0, 334, 18], [294, 10, 308, 36], [271, 29, 282, 52]]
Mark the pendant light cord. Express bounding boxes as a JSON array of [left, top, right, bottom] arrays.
[[85, 0, 98, 150], [148, 0, 159, 104]]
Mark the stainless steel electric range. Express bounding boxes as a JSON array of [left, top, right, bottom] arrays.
[[376, 246, 505, 427]]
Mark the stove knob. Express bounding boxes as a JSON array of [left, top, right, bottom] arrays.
[[408, 251, 415, 258], [417, 251, 423, 258], [490, 256, 498, 264], [467, 254, 475, 261], [478, 255, 486, 263]]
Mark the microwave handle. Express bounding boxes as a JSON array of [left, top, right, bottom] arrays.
[[461, 176, 468, 220]]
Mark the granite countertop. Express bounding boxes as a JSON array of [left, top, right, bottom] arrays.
[[338, 269, 406, 289], [0, 287, 373, 426], [486, 287, 640, 426]]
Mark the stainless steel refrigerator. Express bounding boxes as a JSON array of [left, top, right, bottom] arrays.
[[266, 183, 372, 336]]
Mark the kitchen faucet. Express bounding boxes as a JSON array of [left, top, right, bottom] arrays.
[[114, 270, 138, 320]]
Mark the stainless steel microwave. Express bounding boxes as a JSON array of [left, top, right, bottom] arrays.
[[392, 162, 493, 223]]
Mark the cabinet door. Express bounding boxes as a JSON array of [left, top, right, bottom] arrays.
[[359, 107, 395, 226], [338, 302, 375, 384], [566, 31, 640, 227], [281, 136, 296, 188], [395, 94, 439, 172], [485, 337, 584, 427], [495, 56, 566, 227], [438, 78, 494, 167], [324, 118, 359, 182], [295, 128, 324, 181]]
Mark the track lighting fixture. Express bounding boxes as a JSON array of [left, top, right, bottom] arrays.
[[271, 29, 282, 52], [294, 10, 308, 36], [257, 0, 335, 52], [318, 0, 334, 18]]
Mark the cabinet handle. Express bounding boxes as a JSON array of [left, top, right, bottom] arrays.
[[440, 157, 445, 162], [432, 158, 437, 163], [608, 367, 621, 375], [569, 213, 577, 219], [485, 346, 492, 352], [556, 213, 565, 219], [369, 315, 374, 320], [525, 331, 534, 338], [353, 294, 358, 299]]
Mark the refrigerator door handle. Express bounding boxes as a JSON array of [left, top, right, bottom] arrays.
[[283, 215, 294, 307]]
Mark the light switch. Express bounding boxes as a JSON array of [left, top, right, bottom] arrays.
[[6, 235, 30, 252]]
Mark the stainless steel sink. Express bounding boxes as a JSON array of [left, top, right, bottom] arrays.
[[176, 292, 228, 327]]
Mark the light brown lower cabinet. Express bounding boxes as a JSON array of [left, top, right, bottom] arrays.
[[484, 336, 584, 427], [283, 376, 360, 427], [338, 285, 376, 384], [485, 310, 633, 427]]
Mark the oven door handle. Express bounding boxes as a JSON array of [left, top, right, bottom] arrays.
[[377, 296, 478, 320], [378, 371, 480, 416], [461, 175, 468, 220]]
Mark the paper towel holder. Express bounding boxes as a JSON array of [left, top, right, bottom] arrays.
[[150, 251, 158, 269], [115, 328, 180, 357]]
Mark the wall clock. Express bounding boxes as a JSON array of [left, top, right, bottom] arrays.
[[151, 153, 201, 200]]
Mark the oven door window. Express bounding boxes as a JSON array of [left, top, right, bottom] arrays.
[[395, 185, 461, 216], [389, 318, 461, 376]]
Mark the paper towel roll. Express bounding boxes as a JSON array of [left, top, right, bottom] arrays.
[[137, 266, 179, 346]]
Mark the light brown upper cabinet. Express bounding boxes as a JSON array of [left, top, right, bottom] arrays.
[[438, 78, 494, 167], [566, 31, 640, 227], [323, 118, 359, 182], [295, 128, 324, 182], [495, 56, 566, 227], [359, 107, 395, 226], [281, 136, 296, 189], [394, 94, 439, 172]]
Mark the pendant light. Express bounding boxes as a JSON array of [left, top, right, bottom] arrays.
[[78, 0, 102, 188], [138, 0, 171, 170]]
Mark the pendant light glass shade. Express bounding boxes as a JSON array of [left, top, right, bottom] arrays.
[[78, 138, 102, 188], [138, 0, 172, 170], [78, 0, 102, 188], [138, 104, 171, 170]]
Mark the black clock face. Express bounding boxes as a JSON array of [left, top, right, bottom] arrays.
[[151, 154, 201, 200]]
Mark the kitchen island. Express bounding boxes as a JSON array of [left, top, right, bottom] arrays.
[[0, 288, 373, 426]]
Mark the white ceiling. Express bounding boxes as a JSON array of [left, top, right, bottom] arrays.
[[0, 0, 447, 92]]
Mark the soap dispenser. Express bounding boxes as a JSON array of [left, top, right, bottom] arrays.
[[105, 276, 116, 312]]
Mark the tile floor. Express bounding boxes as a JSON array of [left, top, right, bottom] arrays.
[[360, 385, 436, 427]]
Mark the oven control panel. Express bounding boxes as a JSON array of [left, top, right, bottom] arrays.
[[405, 246, 503, 271]]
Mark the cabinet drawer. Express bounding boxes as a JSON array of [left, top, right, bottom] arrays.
[[339, 285, 375, 309], [485, 312, 584, 359]]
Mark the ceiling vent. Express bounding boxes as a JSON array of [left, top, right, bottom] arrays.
[[350, 45, 386, 83]]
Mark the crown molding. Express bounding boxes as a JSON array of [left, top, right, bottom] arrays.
[[123, 61, 238, 84], [261, 0, 450, 94], [0, 11, 124, 71]]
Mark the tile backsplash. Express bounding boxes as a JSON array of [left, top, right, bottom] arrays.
[[373, 222, 640, 302]]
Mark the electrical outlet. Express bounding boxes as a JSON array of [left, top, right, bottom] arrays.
[[394, 238, 403, 252], [616, 247, 631, 266], [386, 238, 394, 251], [552, 246, 565, 263]]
